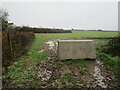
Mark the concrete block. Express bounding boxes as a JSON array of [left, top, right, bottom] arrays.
[[57, 40, 96, 60]]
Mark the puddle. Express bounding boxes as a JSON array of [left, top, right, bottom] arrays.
[[93, 60, 107, 88]]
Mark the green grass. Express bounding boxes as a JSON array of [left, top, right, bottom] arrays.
[[54, 59, 87, 68], [80, 70, 87, 75], [27, 35, 48, 62], [3, 35, 48, 87], [3, 30, 119, 88], [36, 31, 118, 39], [60, 73, 78, 88], [60, 73, 74, 82]]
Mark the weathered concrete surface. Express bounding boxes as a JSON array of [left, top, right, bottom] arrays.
[[57, 40, 96, 60]]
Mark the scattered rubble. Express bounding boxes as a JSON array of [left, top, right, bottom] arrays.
[[3, 39, 119, 88], [38, 49, 44, 54], [46, 40, 55, 50], [93, 65, 107, 88], [36, 60, 54, 81], [7, 39, 116, 88], [43, 40, 119, 88]]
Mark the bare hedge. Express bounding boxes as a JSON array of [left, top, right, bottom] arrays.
[[2, 31, 35, 67]]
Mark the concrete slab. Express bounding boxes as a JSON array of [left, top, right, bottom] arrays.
[[57, 40, 96, 60]]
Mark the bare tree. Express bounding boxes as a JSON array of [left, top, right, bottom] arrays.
[[0, 8, 9, 21], [0, 8, 10, 31]]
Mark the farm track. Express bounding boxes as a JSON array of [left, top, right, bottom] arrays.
[[35, 40, 119, 88], [3, 37, 119, 88]]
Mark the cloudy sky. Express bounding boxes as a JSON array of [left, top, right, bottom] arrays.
[[1, 0, 119, 30]]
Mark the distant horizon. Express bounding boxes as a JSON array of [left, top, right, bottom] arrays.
[[14, 24, 118, 31]]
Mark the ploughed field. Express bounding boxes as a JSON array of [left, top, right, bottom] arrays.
[[3, 31, 119, 88]]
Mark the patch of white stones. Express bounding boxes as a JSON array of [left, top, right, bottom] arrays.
[[46, 40, 55, 50], [38, 49, 44, 54], [37, 60, 53, 81], [37, 69, 52, 81], [93, 60, 107, 88], [38, 40, 55, 54], [37, 40, 56, 81]]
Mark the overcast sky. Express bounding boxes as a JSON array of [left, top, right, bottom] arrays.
[[1, 1, 118, 30]]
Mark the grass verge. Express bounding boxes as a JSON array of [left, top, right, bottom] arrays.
[[2, 35, 48, 87]]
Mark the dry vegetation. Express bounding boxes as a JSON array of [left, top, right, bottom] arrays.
[[2, 31, 35, 67]]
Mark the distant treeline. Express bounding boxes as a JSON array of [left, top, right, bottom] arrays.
[[14, 26, 72, 33]]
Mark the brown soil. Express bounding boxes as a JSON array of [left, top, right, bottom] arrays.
[[34, 39, 119, 88]]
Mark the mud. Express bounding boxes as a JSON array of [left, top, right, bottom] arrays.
[[3, 39, 119, 88], [37, 39, 119, 88], [93, 60, 107, 88]]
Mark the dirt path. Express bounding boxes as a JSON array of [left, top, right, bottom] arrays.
[[35, 39, 118, 88]]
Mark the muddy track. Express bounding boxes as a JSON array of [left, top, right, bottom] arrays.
[[35, 39, 119, 88], [3, 39, 119, 88]]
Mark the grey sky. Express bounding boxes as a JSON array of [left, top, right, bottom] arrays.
[[1, 2, 118, 30]]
